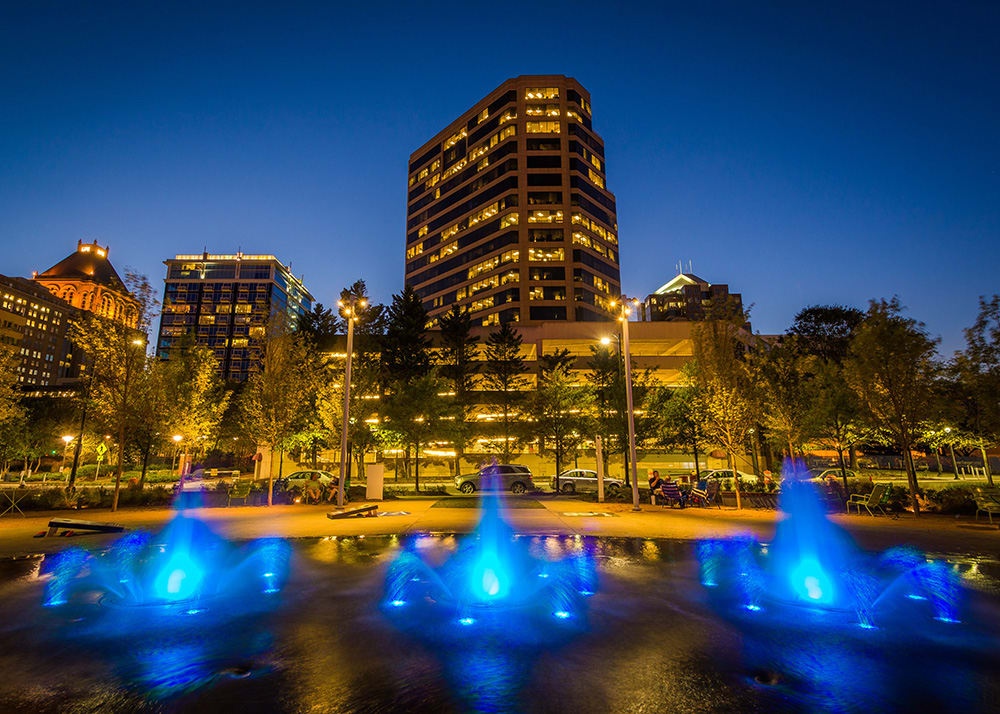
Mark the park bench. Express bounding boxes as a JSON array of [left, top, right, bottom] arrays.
[[227, 479, 253, 506], [44, 518, 125, 537], [326, 504, 378, 519]]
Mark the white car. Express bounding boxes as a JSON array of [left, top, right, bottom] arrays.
[[282, 470, 337, 490], [550, 469, 624, 494], [703, 469, 756, 481]]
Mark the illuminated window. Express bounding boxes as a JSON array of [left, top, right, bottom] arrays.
[[525, 87, 559, 100], [431, 159, 441, 172], [482, 312, 499, 326], [427, 173, 440, 188], [500, 212, 518, 229], [418, 167, 429, 180], [528, 210, 563, 224], [249, 326, 266, 338], [498, 125, 516, 142], [442, 158, 467, 180], [501, 270, 519, 285], [498, 110, 517, 125], [234, 304, 252, 313], [407, 242, 424, 259], [469, 143, 489, 162], [438, 242, 458, 259], [526, 121, 560, 134], [529, 247, 564, 262], [418, 225, 428, 238], [232, 338, 248, 348], [468, 256, 500, 280], [199, 315, 216, 325], [588, 169, 605, 188], [443, 129, 467, 150], [477, 158, 489, 171], [469, 296, 495, 312], [477, 108, 489, 124], [468, 202, 499, 227], [526, 104, 560, 117], [572, 232, 592, 249], [442, 224, 460, 240], [593, 275, 612, 294]]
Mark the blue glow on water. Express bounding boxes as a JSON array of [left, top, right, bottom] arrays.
[[553, 610, 571, 619], [458, 617, 475, 626], [389, 600, 406, 607], [745, 604, 762, 612]]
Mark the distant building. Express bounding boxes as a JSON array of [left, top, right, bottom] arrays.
[[639, 273, 743, 322], [406, 75, 621, 328], [155, 252, 313, 382], [0, 274, 83, 391], [34, 240, 140, 328]]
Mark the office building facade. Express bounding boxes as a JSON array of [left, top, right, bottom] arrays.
[[405, 75, 621, 328], [156, 252, 313, 382], [640, 273, 744, 322]]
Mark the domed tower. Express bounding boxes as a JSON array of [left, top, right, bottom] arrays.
[[34, 240, 140, 327]]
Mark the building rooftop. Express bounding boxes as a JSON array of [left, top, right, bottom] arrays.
[[653, 273, 709, 295], [36, 240, 128, 291]]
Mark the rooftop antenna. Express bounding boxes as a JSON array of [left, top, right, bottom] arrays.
[[688, 260, 693, 273]]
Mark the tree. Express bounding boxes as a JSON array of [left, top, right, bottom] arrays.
[[239, 319, 315, 504], [534, 350, 593, 491], [0, 344, 21, 427], [296, 303, 338, 351], [67, 271, 157, 510], [382, 371, 449, 491], [482, 321, 528, 463], [690, 312, 758, 508], [648, 371, 707, 478], [845, 298, 940, 513], [755, 338, 812, 458], [789, 305, 865, 362], [954, 295, 1000, 484], [438, 305, 480, 476], [380, 286, 431, 481]]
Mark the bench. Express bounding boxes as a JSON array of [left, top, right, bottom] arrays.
[[44, 518, 125, 537], [326, 504, 378, 519]]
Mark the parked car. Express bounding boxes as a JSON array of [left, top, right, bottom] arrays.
[[550, 469, 624, 494], [455, 464, 535, 494], [808, 468, 861, 482], [702, 469, 756, 482], [276, 470, 338, 491]]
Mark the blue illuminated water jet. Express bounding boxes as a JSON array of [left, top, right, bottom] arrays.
[[382, 463, 597, 633], [697, 459, 965, 631]]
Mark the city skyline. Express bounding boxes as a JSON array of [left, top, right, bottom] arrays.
[[2, 2, 997, 352]]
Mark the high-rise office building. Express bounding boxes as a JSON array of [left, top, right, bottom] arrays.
[[405, 75, 621, 327], [640, 273, 744, 322], [156, 252, 313, 382]]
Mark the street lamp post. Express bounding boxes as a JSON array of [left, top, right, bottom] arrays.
[[944, 427, 959, 480], [171, 434, 183, 476], [612, 297, 642, 511], [60, 435, 74, 482], [600, 334, 631, 489], [337, 296, 366, 508]]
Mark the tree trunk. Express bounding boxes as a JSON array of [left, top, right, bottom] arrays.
[[414, 440, 420, 493], [980, 440, 994, 486], [903, 444, 920, 515], [728, 450, 741, 510], [837, 446, 849, 492], [849, 444, 858, 470], [139, 443, 151, 489], [554, 448, 561, 493], [934, 449, 942, 474], [692, 441, 701, 478], [267, 443, 275, 506], [311, 440, 318, 470]]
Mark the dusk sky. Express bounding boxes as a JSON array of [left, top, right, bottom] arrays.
[[1, 1, 996, 353]]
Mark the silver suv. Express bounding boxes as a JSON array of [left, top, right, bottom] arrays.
[[456, 464, 535, 494], [551, 469, 624, 494]]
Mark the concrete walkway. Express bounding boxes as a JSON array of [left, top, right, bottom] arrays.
[[0, 497, 995, 558]]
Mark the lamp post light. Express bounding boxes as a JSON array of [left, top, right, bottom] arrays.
[[171, 434, 183, 475], [599, 334, 631, 490], [336, 295, 366, 508], [611, 297, 642, 511], [60, 435, 74, 481], [944, 427, 959, 480]]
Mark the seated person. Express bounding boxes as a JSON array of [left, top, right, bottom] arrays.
[[301, 473, 325, 504]]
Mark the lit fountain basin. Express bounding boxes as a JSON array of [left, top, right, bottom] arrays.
[[42, 514, 291, 617], [697, 472, 970, 634], [382, 472, 597, 636]]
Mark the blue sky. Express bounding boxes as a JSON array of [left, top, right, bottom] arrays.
[[1, 1, 997, 353]]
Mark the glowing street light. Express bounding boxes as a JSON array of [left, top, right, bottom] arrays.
[[60, 435, 74, 479], [336, 295, 366, 508], [612, 296, 642, 511]]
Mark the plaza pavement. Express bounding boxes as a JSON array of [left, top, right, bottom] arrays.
[[0, 495, 996, 559]]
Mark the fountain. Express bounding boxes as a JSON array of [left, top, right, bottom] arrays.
[[382, 464, 597, 630], [43, 512, 291, 613], [696, 461, 965, 630]]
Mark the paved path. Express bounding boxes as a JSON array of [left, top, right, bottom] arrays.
[[0, 498, 995, 558]]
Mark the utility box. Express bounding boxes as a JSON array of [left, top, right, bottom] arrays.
[[365, 463, 385, 501]]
